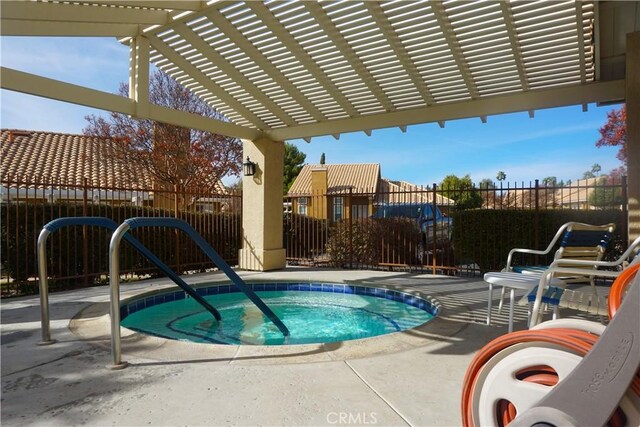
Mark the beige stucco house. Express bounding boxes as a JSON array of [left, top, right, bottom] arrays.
[[287, 163, 452, 221]]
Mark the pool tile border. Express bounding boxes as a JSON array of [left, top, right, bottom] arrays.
[[120, 282, 440, 320]]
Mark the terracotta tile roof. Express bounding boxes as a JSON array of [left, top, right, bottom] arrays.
[[1, 129, 227, 194], [288, 163, 380, 195], [1, 129, 153, 188], [378, 179, 454, 205]]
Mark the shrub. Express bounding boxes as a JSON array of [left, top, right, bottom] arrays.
[[452, 209, 625, 272], [326, 217, 421, 267], [283, 213, 328, 260]]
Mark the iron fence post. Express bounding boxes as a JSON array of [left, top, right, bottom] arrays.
[[174, 184, 181, 274], [82, 177, 89, 287], [432, 183, 437, 274], [534, 179, 540, 264], [348, 187, 353, 268]]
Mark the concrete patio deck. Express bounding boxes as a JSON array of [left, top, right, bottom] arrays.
[[1, 268, 604, 426]]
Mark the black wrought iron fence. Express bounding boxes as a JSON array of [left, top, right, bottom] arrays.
[[1, 174, 627, 297], [1, 174, 241, 296], [284, 176, 628, 275]]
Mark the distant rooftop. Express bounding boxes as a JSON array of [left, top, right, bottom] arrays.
[[1, 129, 153, 188], [288, 163, 380, 195]]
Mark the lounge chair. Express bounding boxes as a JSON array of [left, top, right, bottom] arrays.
[[504, 221, 616, 274], [526, 235, 640, 327], [485, 222, 615, 332]]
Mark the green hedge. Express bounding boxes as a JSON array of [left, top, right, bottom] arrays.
[[326, 218, 421, 267], [1, 202, 241, 294], [283, 213, 328, 260], [451, 209, 625, 272]]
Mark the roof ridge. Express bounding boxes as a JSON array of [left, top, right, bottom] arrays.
[[1, 128, 83, 137], [305, 162, 380, 167]]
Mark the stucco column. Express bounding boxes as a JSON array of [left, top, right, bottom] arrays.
[[239, 136, 286, 271], [627, 32, 640, 242]]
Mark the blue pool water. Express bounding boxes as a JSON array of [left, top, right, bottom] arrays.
[[121, 283, 436, 345]]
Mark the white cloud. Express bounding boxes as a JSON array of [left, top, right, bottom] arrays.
[[458, 121, 604, 149]]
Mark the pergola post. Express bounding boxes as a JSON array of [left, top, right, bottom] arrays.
[[128, 35, 149, 118], [626, 31, 640, 242], [239, 136, 286, 271]]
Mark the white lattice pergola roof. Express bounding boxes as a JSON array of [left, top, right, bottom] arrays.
[[0, 0, 629, 141]]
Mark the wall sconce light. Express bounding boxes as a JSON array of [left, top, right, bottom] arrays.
[[243, 156, 256, 176]]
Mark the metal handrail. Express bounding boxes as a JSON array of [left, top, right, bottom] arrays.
[[37, 217, 221, 348], [109, 217, 290, 368], [37, 217, 119, 345]]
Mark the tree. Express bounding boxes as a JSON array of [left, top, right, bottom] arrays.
[[542, 176, 557, 187], [479, 178, 497, 206], [583, 170, 596, 179], [591, 163, 601, 176], [320, 152, 326, 165], [479, 178, 494, 189], [438, 174, 483, 210], [227, 178, 242, 193], [596, 105, 627, 166], [284, 142, 306, 193], [496, 171, 506, 182], [84, 71, 242, 196], [589, 177, 622, 208]]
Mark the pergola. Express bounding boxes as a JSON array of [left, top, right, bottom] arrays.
[[1, 0, 638, 271]]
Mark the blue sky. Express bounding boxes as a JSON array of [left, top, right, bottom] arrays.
[[1, 36, 623, 186]]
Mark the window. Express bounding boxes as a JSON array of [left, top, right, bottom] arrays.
[[298, 197, 308, 215], [352, 204, 368, 219], [333, 197, 343, 221]]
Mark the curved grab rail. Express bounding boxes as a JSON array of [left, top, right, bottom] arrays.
[[37, 217, 221, 346], [38, 218, 120, 344], [124, 218, 289, 339], [109, 217, 290, 367]]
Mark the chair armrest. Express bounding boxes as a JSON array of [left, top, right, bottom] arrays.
[[505, 223, 572, 271], [506, 248, 551, 271], [528, 265, 621, 327]]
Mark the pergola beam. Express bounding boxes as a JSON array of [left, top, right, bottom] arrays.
[[0, 1, 171, 26], [0, 20, 140, 37], [0, 67, 261, 141], [575, 2, 587, 84], [364, 1, 436, 106], [303, 2, 394, 112], [246, 2, 358, 118], [90, 1, 205, 10], [148, 34, 269, 130], [500, 1, 530, 91], [431, 1, 480, 99], [172, 23, 296, 127], [268, 80, 625, 141], [203, 8, 327, 123]]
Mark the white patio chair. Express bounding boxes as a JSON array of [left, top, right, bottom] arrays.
[[486, 222, 615, 332]]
